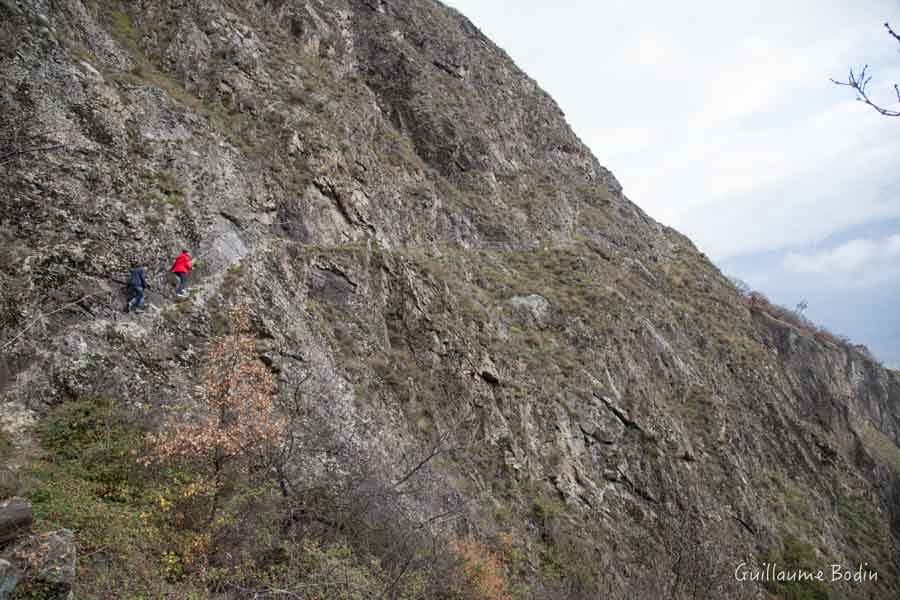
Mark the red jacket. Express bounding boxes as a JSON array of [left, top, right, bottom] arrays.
[[171, 252, 191, 273]]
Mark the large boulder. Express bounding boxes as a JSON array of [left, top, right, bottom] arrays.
[[5, 530, 76, 600], [0, 498, 32, 546], [509, 294, 550, 328], [0, 559, 20, 600]]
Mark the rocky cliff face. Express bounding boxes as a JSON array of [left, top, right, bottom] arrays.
[[1, 1, 898, 598]]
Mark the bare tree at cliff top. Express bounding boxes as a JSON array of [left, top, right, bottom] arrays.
[[831, 23, 900, 117]]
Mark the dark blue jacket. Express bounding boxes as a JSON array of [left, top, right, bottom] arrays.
[[129, 266, 148, 289]]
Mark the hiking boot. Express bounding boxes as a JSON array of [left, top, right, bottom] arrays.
[[176, 291, 188, 297]]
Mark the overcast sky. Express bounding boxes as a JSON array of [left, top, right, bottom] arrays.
[[447, 0, 900, 368]]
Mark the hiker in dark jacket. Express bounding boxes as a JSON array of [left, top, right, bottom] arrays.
[[126, 265, 150, 313]]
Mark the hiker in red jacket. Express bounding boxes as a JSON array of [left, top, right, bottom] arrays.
[[171, 248, 191, 297]]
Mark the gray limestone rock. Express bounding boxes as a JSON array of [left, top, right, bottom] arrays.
[[0, 559, 20, 600], [509, 294, 550, 328], [0, 498, 32, 546]]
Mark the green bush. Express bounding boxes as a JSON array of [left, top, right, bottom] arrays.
[[0, 427, 12, 456], [0, 428, 20, 498], [34, 396, 146, 501], [21, 397, 201, 598], [763, 535, 830, 600]]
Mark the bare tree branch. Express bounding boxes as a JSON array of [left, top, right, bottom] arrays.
[[886, 21, 900, 44], [0, 84, 69, 166], [831, 23, 900, 117], [0, 291, 111, 352], [0, 144, 67, 165]]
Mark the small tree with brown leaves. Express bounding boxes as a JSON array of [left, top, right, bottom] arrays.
[[449, 536, 513, 600], [142, 304, 286, 525]]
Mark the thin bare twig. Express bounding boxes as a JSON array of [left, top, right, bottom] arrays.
[[886, 22, 900, 44], [0, 144, 67, 165], [831, 23, 900, 117], [0, 291, 107, 351]]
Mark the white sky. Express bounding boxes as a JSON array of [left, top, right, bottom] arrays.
[[447, 0, 900, 365]]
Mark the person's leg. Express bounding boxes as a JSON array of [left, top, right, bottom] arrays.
[[175, 272, 186, 295], [126, 286, 138, 312], [134, 287, 145, 310]]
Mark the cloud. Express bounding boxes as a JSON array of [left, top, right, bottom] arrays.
[[447, 0, 900, 261], [447, 0, 900, 363], [782, 234, 900, 286]]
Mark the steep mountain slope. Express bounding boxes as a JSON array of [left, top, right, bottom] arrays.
[[1, 1, 898, 598]]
